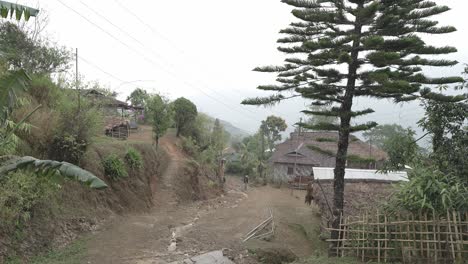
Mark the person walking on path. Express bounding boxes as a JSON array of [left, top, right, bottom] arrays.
[[243, 175, 249, 191]]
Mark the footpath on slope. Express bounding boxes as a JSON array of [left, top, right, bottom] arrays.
[[84, 127, 323, 264]]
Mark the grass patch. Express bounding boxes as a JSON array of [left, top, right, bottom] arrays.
[[288, 223, 311, 240], [28, 238, 87, 264]]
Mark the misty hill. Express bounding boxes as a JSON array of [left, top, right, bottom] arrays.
[[201, 113, 250, 139], [219, 119, 250, 139]]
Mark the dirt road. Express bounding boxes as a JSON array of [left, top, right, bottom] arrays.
[[84, 129, 322, 263]]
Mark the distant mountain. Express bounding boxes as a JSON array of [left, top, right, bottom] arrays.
[[201, 112, 250, 139], [219, 119, 250, 139]]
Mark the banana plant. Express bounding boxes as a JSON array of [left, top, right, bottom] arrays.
[[0, 3, 107, 190], [0, 1, 39, 21], [0, 156, 108, 189]]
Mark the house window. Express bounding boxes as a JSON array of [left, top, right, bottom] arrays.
[[287, 167, 294, 175]]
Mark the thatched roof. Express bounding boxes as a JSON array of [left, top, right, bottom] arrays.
[[83, 89, 144, 110], [104, 116, 129, 131], [270, 131, 388, 165]]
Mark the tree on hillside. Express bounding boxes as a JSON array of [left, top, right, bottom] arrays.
[[0, 2, 107, 190], [173, 97, 197, 137], [126, 88, 149, 108], [242, 0, 464, 249], [260, 115, 287, 153], [212, 118, 229, 156], [363, 124, 418, 169], [0, 22, 71, 74], [146, 94, 172, 147]]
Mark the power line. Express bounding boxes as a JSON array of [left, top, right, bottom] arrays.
[[79, 0, 256, 118], [111, 0, 288, 120], [113, 0, 185, 55], [57, 0, 267, 125], [78, 0, 145, 47], [78, 55, 126, 82]]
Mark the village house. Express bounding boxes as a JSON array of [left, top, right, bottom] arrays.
[[269, 131, 388, 183], [83, 89, 144, 139]]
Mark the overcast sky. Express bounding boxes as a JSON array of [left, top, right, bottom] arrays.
[[15, 0, 468, 140]]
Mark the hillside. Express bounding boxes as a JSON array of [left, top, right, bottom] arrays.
[[201, 113, 250, 139], [219, 119, 250, 139]]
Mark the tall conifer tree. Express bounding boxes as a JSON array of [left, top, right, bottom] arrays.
[[243, 0, 464, 250]]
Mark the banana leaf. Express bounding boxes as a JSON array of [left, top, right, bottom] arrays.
[[0, 156, 108, 189], [0, 1, 39, 21]]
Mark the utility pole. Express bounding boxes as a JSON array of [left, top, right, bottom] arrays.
[[369, 136, 373, 169], [76, 48, 81, 112], [299, 117, 302, 136], [260, 123, 265, 179]]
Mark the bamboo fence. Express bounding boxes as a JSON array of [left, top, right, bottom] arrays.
[[327, 211, 468, 263]]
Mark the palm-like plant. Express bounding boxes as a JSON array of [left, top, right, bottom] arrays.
[[0, 1, 39, 21], [0, 156, 107, 189], [0, 3, 107, 190]]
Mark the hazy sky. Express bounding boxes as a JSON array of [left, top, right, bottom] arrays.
[[15, 0, 468, 140]]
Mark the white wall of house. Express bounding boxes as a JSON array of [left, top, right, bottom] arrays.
[[312, 167, 408, 182]]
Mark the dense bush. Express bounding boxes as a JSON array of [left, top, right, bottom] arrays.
[[0, 170, 58, 231], [50, 96, 102, 163], [387, 165, 468, 214], [49, 134, 87, 164], [226, 161, 243, 174], [102, 154, 128, 180], [180, 136, 200, 157], [125, 147, 143, 169]]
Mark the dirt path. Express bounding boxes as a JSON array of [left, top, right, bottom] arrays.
[[84, 128, 322, 264]]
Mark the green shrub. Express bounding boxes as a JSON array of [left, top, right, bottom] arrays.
[[49, 134, 87, 164], [102, 154, 128, 180], [226, 161, 243, 174], [0, 170, 58, 231], [125, 147, 143, 169], [387, 164, 468, 214], [51, 96, 103, 163], [180, 136, 199, 157]]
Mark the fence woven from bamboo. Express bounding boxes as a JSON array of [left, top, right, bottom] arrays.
[[327, 211, 468, 263]]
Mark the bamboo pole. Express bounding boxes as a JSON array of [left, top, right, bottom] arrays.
[[341, 215, 347, 257], [384, 214, 388, 263], [447, 210, 456, 260], [377, 210, 381, 263], [452, 211, 462, 261], [433, 211, 438, 263], [336, 212, 343, 257]]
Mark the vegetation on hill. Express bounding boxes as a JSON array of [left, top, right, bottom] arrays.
[[228, 115, 287, 181]]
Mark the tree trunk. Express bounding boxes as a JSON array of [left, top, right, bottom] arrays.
[[330, 6, 363, 255], [155, 134, 159, 149]]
